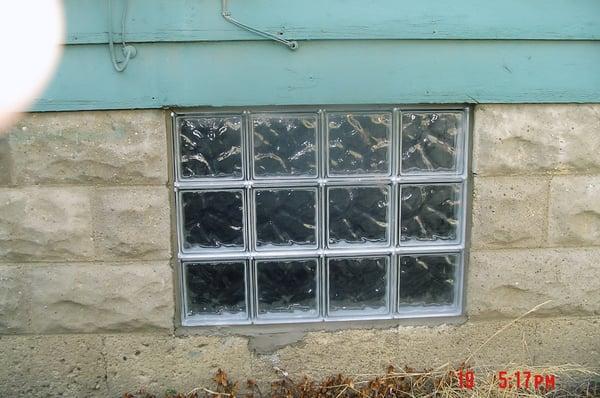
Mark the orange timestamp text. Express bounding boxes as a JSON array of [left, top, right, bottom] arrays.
[[457, 368, 556, 391]]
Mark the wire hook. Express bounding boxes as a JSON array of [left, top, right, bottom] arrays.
[[221, 0, 298, 50]]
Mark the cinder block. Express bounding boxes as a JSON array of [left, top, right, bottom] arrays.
[[474, 104, 600, 175], [0, 187, 94, 261], [467, 248, 600, 318], [471, 176, 548, 249], [0, 265, 29, 333], [7, 110, 168, 185], [29, 262, 174, 333], [91, 187, 171, 260], [548, 175, 600, 246]]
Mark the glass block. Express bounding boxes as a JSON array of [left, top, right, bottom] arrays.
[[185, 261, 247, 318], [401, 112, 463, 174], [256, 259, 318, 317], [252, 114, 318, 177], [182, 190, 244, 250], [328, 186, 389, 246], [400, 184, 461, 243], [255, 188, 317, 248], [327, 112, 391, 175], [328, 256, 388, 315], [178, 116, 243, 178], [398, 254, 458, 307]]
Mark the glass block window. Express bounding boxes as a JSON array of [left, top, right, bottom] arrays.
[[174, 106, 469, 326]]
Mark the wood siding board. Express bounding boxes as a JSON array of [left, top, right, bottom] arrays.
[[32, 40, 600, 112], [64, 0, 600, 44]]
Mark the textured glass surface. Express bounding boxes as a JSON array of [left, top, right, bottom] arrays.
[[328, 257, 388, 314], [255, 188, 317, 248], [175, 107, 469, 325], [178, 116, 242, 178], [399, 254, 457, 306], [253, 114, 317, 177], [328, 112, 391, 175], [400, 184, 460, 243], [256, 259, 318, 316], [182, 190, 244, 250], [328, 186, 389, 246], [185, 262, 246, 317], [401, 112, 462, 174]]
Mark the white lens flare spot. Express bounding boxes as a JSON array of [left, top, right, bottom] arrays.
[[0, 1, 64, 130]]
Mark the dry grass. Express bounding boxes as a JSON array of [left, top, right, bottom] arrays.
[[123, 301, 600, 398], [123, 365, 600, 398]]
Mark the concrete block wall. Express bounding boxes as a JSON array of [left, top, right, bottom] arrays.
[[469, 105, 600, 318], [0, 111, 174, 335], [0, 105, 599, 397]]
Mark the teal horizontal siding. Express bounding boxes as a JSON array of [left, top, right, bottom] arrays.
[[33, 40, 600, 111], [65, 0, 600, 43]]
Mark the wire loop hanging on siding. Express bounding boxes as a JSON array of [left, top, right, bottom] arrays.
[[107, 0, 136, 72]]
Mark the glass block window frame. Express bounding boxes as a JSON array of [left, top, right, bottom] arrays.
[[173, 106, 470, 326]]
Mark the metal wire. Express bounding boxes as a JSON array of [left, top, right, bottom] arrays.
[[221, 0, 298, 50], [107, 0, 136, 72]]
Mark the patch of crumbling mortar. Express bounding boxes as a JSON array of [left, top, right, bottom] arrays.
[[247, 331, 307, 355]]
